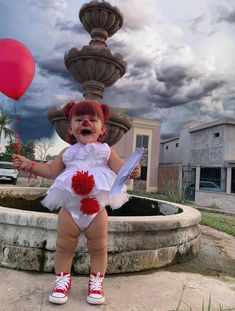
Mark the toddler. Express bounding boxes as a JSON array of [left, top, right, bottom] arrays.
[[13, 100, 140, 305]]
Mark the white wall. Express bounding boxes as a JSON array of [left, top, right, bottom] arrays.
[[160, 138, 180, 164], [225, 125, 235, 161], [190, 125, 226, 166]]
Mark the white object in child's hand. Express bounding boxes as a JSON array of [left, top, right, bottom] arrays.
[[109, 147, 144, 197]]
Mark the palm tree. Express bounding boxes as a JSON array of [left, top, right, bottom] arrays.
[[0, 109, 14, 144]]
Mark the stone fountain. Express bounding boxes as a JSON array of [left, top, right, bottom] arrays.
[[0, 0, 201, 274], [48, 0, 132, 146]]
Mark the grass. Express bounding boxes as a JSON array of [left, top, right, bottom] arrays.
[[208, 202, 221, 210], [171, 291, 234, 310], [127, 190, 165, 200], [200, 211, 235, 236], [129, 181, 188, 204], [163, 181, 187, 204]]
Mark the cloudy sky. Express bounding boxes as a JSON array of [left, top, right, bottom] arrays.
[[1, 0, 235, 152]]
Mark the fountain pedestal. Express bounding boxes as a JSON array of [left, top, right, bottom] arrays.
[[48, 0, 132, 146]]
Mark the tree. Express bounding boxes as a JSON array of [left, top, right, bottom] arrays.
[[3, 140, 35, 161], [34, 137, 54, 187], [21, 140, 35, 160], [0, 108, 13, 144], [34, 137, 54, 162]]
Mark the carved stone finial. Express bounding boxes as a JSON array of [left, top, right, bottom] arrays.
[[79, 1, 123, 46]]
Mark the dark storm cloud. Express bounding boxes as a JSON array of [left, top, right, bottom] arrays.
[[127, 67, 150, 80], [125, 54, 154, 81], [187, 79, 225, 100], [59, 80, 84, 93], [216, 6, 235, 24], [160, 122, 183, 140], [37, 52, 84, 97], [12, 107, 55, 141], [144, 62, 227, 109], [37, 54, 71, 80], [37, 52, 89, 93], [156, 64, 196, 89]]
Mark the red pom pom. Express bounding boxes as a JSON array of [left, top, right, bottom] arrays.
[[80, 197, 100, 215], [72, 170, 95, 195]]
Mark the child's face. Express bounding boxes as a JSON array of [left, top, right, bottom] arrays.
[[68, 114, 105, 144]]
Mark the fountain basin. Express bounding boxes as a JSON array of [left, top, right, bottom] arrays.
[[0, 188, 201, 274]]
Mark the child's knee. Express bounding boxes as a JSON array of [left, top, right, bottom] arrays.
[[87, 238, 107, 255], [56, 236, 77, 253]]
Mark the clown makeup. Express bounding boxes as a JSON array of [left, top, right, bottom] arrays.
[[76, 118, 96, 135], [68, 114, 106, 144]]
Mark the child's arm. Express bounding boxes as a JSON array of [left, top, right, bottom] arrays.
[[12, 148, 67, 179], [108, 148, 124, 174], [108, 148, 141, 179]]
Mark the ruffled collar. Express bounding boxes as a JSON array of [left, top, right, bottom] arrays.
[[63, 142, 109, 162]]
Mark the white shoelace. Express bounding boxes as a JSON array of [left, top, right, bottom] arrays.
[[89, 272, 103, 291], [53, 273, 70, 291]]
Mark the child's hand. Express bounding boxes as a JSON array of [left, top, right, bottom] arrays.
[[130, 164, 141, 179], [12, 154, 32, 171]]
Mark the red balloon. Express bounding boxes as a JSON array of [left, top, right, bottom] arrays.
[[0, 38, 35, 100]]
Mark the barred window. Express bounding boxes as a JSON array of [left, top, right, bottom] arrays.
[[140, 166, 147, 181], [231, 168, 235, 193], [200, 167, 226, 192]]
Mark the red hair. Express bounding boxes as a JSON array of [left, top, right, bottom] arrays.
[[63, 100, 110, 144], [64, 100, 110, 123]]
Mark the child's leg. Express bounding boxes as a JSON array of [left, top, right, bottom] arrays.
[[85, 209, 108, 275], [54, 207, 80, 273]]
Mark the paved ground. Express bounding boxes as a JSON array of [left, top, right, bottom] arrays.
[[0, 267, 235, 311], [0, 226, 235, 311], [0, 181, 235, 310]]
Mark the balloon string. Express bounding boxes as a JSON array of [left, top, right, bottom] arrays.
[[13, 101, 21, 155], [13, 101, 37, 183]]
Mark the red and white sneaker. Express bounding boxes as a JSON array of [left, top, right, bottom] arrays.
[[49, 272, 71, 304], [87, 272, 105, 305]]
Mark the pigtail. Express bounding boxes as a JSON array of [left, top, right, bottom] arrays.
[[97, 104, 110, 143], [100, 104, 110, 122], [64, 101, 76, 120]]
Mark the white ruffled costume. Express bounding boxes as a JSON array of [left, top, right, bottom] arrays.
[[41, 142, 129, 230]]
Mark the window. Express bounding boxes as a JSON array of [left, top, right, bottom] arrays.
[[136, 135, 149, 148], [200, 167, 226, 192], [166, 145, 169, 150], [176, 143, 179, 148], [0, 163, 14, 169], [214, 132, 220, 137], [231, 168, 235, 193], [139, 166, 147, 181]]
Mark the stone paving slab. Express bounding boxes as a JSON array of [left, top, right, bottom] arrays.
[[0, 267, 235, 311]]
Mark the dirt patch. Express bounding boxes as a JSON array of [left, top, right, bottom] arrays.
[[164, 225, 235, 278]]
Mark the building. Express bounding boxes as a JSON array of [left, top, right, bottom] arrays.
[[160, 118, 235, 212], [113, 116, 160, 192]]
